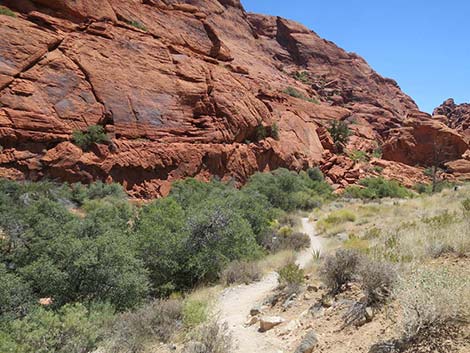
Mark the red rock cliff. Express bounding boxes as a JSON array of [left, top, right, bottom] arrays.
[[0, 0, 467, 196]]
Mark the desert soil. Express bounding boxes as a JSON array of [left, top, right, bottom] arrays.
[[217, 218, 324, 353]]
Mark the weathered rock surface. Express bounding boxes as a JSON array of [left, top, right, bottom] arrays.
[[434, 98, 470, 140], [382, 112, 468, 166], [0, 1, 468, 196]]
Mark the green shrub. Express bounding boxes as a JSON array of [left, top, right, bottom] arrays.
[[127, 20, 147, 31], [307, 167, 324, 182], [292, 71, 310, 83], [183, 299, 208, 328], [344, 177, 413, 199], [72, 125, 109, 150], [271, 122, 280, 140], [327, 120, 351, 152], [372, 148, 383, 159], [283, 86, 318, 103], [348, 150, 368, 162], [244, 168, 332, 212], [0, 6, 16, 17], [185, 205, 262, 283], [1, 303, 114, 353], [278, 263, 304, 286]]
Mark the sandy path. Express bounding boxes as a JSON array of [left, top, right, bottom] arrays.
[[217, 217, 323, 353]]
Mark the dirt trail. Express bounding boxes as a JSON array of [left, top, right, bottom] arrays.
[[217, 217, 323, 353]]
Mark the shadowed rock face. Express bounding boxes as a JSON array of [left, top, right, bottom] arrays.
[[0, 0, 467, 197]]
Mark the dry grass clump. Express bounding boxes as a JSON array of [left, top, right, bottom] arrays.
[[359, 260, 397, 306], [319, 249, 362, 294], [105, 299, 183, 353], [397, 267, 470, 340], [220, 260, 262, 286], [183, 321, 232, 353], [316, 209, 357, 236]]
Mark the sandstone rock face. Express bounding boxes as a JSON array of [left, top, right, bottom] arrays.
[[0, 1, 466, 196], [433, 98, 470, 140], [382, 111, 468, 166]]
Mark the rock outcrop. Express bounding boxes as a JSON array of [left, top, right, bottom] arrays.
[[0, 1, 468, 196], [433, 98, 470, 140]]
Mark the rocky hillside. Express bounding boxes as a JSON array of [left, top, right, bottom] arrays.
[[0, 0, 468, 197]]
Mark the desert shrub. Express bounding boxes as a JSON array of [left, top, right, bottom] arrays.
[[185, 205, 262, 284], [245, 168, 332, 212], [278, 263, 304, 286], [105, 299, 182, 353], [0, 264, 33, 321], [271, 122, 280, 140], [127, 20, 147, 31], [292, 71, 310, 83], [70, 181, 126, 205], [348, 150, 368, 162], [279, 231, 310, 252], [283, 86, 318, 103], [1, 303, 114, 353], [254, 124, 267, 141], [396, 267, 470, 341], [461, 198, 470, 214], [307, 167, 324, 181], [327, 120, 350, 151], [183, 321, 232, 353], [134, 197, 188, 296], [319, 249, 362, 293], [220, 260, 262, 286], [359, 260, 397, 306], [72, 125, 109, 150], [182, 299, 208, 328], [344, 177, 413, 199], [372, 148, 382, 158], [0, 6, 16, 17], [283, 86, 304, 99]]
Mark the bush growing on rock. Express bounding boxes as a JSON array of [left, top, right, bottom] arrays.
[[327, 120, 351, 152], [72, 125, 109, 150]]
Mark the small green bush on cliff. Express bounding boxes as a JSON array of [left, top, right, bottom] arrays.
[[72, 125, 109, 150]]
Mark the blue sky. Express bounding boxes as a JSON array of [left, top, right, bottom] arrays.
[[241, 0, 470, 113]]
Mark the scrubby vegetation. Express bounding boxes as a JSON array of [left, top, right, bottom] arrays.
[[72, 125, 109, 150], [344, 177, 413, 199], [315, 185, 470, 351], [0, 6, 16, 17], [283, 86, 319, 103], [0, 168, 332, 352], [327, 120, 350, 152]]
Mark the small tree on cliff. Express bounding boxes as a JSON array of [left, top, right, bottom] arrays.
[[328, 120, 351, 153]]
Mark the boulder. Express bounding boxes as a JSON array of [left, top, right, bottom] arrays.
[[259, 316, 285, 332]]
